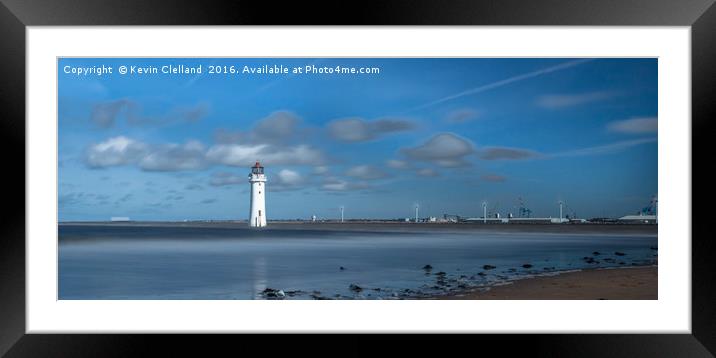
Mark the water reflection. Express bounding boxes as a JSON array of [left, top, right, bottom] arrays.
[[252, 257, 267, 299]]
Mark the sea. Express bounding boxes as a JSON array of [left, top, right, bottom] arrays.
[[58, 223, 658, 300]]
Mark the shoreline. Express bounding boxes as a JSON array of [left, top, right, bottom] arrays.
[[433, 265, 657, 300], [59, 221, 658, 236]]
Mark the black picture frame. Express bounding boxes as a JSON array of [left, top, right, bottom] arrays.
[[1, 0, 714, 356]]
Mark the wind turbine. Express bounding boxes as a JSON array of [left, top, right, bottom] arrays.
[[340, 206, 344, 223], [482, 201, 487, 223]]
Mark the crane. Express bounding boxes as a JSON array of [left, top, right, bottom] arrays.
[[563, 201, 578, 219], [640, 195, 658, 216], [517, 197, 532, 218]]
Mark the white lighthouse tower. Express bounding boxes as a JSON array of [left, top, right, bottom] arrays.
[[248, 161, 267, 227]]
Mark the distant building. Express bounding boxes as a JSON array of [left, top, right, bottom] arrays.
[[618, 214, 657, 224], [110, 217, 130, 222], [465, 217, 509, 224]]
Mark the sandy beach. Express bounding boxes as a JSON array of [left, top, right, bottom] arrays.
[[438, 266, 657, 300]]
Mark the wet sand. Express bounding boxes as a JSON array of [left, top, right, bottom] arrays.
[[438, 266, 657, 300]]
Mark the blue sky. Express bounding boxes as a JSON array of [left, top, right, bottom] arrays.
[[58, 58, 657, 221]]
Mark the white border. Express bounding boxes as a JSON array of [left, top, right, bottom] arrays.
[[27, 27, 690, 333]]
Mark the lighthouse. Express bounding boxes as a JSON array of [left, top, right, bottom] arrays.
[[248, 161, 267, 227]]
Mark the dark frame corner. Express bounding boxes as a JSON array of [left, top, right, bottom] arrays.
[[1, 0, 714, 356]]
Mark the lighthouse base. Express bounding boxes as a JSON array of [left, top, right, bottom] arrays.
[[249, 214, 267, 228]]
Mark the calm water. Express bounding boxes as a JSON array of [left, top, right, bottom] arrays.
[[58, 224, 658, 299]]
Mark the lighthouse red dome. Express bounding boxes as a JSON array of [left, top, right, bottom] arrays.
[[251, 161, 264, 175]]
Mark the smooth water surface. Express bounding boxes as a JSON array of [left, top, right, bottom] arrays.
[[58, 224, 658, 299]]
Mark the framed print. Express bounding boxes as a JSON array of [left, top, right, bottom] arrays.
[[2, 0, 715, 356]]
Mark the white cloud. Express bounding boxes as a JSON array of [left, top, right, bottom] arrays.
[[86, 134, 327, 173], [416, 168, 439, 177], [477, 147, 541, 160], [328, 118, 370, 142], [327, 117, 415, 142], [345, 165, 388, 180], [607, 117, 658, 134], [313, 166, 329, 174], [85, 136, 148, 168], [90, 99, 209, 128], [276, 169, 304, 186], [321, 181, 350, 191], [320, 177, 371, 192], [205, 144, 266, 165], [139, 140, 207, 171], [206, 144, 325, 166], [251, 111, 301, 143], [401, 133, 475, 167], [215, 111, 303, 145], [266, 169, 310, 192], [85, 137, 211, 171], [386, 159, 411, 169]]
